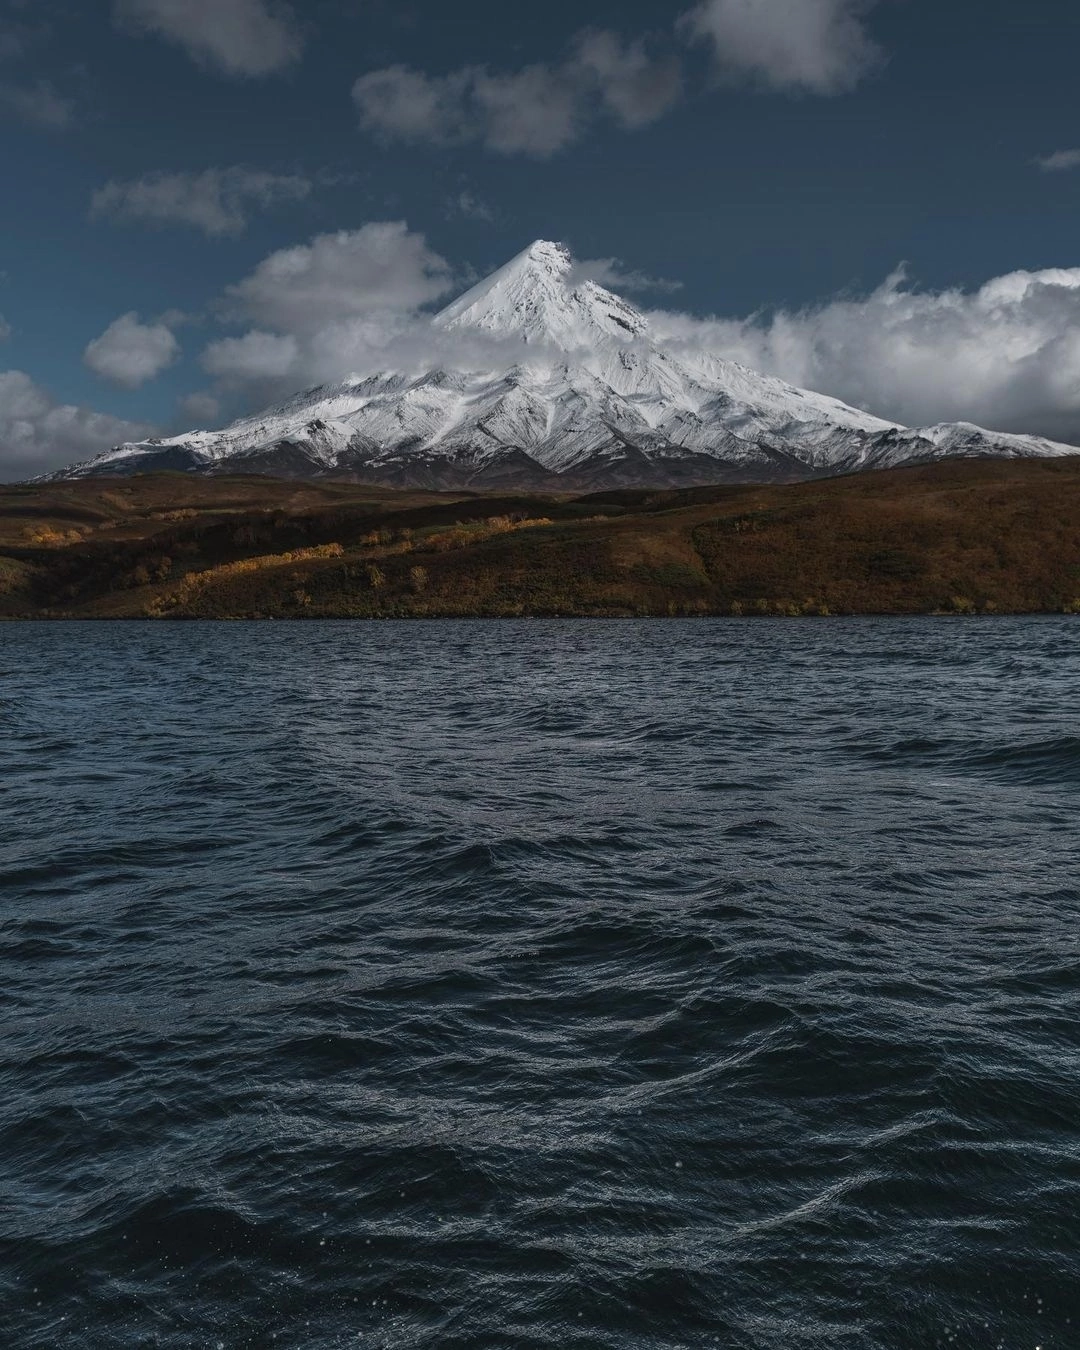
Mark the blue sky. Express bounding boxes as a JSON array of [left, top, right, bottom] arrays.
[[2, 0, 1080, 476]]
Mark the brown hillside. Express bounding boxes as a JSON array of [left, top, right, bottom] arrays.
[[2, 458, 1080, 619]]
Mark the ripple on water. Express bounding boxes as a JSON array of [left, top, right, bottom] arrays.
[[1, 618, 1079, 1349]]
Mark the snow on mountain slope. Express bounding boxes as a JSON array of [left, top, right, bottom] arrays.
[[435, 240, 649, 348], [42, 240, 1079, 487]]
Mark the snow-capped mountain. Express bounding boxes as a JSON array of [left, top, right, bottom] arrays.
[[45, 240, 1078, 488]]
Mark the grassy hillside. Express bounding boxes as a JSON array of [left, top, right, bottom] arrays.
[[3, 458, 1080, 618]]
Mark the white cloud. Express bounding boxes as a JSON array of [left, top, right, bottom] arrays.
[[198, 224, 552, 393], [352, 65, 472, 145], [178, 390, 221, 424], [574, 30, 683, 128], [352, 2, 880, 158], [680, 0, 882, 94], [648, 265, 1080, 441], [203, 311, 552, 395], [0, 79, 73, 128], [202, 330, 299, 382], [572, 257, 684, 295], [1037, 149, 1080, 172], [0, 369, 155, 479], [113, 0, 303, 78], [84, 312, 181, 389], [219, 222, 454, 333], [197, 223, 1080, 446], [90, 167, 313, 238], [353, 30, 681, 157], [471, 64, 584, 157]]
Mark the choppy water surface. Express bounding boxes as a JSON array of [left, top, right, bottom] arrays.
[[2, 619, 1079, 1349]]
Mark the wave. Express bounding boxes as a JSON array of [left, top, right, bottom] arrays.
[[3, 618, 1079, 1348]]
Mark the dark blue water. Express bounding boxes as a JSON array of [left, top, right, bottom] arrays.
[[2, 619, 1079, 1349]]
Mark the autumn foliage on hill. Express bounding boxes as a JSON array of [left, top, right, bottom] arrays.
[[1, 457, 1079, 619]]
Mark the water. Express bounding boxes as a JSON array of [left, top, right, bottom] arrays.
[[1, 619, 1079, 1350]]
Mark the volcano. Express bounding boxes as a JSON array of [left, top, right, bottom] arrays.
[[45, 240, 1077, 488]]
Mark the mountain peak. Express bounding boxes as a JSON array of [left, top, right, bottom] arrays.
[[433, 238, 648, 349], [40, 235, 1079, 490], [521, 239, 573, 269]]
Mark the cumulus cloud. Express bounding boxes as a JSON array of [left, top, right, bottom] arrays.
[[648, 266, 1080, 441], [353, 30, 681, 157], [680, 0, 883, 94], [1037, 149, 1080, 172], [113, 0, 303, 78], [352, 2, 882, 157], [196, 220, 1080, 447], [0, 78, 73, 128], [0, 370, 155, 479], [218, 222, 454, 334], [84, 312, 181, 389], [203, 311, 555, 393], [91, 166, 313, 238], [199, 223, 556, 391], [353, 66, 472, 146], [575, 30, 683, 128], [202, 330, 300, 382], [471, 65, 584, 157], [178, 390, 221, 424]]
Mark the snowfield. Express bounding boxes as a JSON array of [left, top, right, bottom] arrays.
[[44, 240, 1078, 487]]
